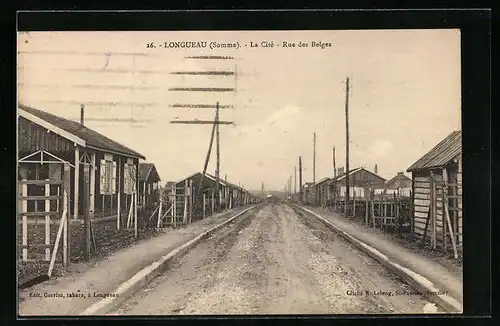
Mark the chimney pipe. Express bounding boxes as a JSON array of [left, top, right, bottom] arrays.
[[375, 164, 378, 175], [80, 104, 85, 125]]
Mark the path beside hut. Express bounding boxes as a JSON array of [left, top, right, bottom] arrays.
[[305, 206, 463, 305], [111, 204, 435, 315], [18, 206, 249, 316]]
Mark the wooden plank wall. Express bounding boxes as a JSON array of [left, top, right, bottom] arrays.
[[18, 117, 74, 153], [435, 184, 445, 247], [458, 157, 463, 246], [412, 172, 449, 249], [412, 175, 431, 239]]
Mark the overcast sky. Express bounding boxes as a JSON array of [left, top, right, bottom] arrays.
[[17, 30, 461, 191]]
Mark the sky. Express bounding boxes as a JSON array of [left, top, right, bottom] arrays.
[[17, 30, 461, 191]]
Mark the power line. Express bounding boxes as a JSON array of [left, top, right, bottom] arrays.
[[168, 87, 235, 92], [42, 100, 156, 107], [17, 50, 151, 57], [345, 77, 350, 218], [171, 71, 235, 76], [169, 104, 234, 109], [185, 55, 235, 60], [19, 83, 160, 90], [170, 120, 234, 125]]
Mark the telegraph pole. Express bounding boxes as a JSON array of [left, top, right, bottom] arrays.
[[294, 166, 297, 194], [215, 102, 220, 212], [171, 103, 232, 214], [345, 77, 350, 218], [333, 147, 337, 178], [299, 156, 303, 204], [169, 55, 236, 216], [224, 174, 228, 209], [313, 132, 316, 183]]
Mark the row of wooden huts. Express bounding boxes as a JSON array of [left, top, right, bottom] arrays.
[[301, 130, 462, 255], [303, 166, 404, 206], [17, 104, 258, 269]]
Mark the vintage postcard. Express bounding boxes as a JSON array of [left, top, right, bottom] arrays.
[[17, 29, 462, 316]]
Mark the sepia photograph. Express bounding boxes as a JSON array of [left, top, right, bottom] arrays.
[[17, 29, 463, 316]]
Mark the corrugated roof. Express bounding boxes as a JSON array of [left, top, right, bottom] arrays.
[[19, 104, 145, 159], [407, 130, 461, 172]]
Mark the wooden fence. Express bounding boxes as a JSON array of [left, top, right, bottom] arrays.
[[17, 163, 71, 275]]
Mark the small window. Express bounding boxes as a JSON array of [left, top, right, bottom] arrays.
[[124, 161, 136, 194], [100, 154, 116, 195]]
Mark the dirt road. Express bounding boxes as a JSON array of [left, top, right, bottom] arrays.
[[110, 204, 437, 315]]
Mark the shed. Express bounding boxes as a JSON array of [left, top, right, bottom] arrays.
[[138, 163, 162, 212], [328, 167, 386, 200], [169, 172, 252, 222], [172, 172, 236, 220], [334, 167, 386, 188], [314, 177, 331, 206], [302, 182, 316, 204], [18, 104, 145, 221], [407, 130, 462, 254]]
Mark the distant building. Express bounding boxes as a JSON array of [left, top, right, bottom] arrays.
[[313, 177, 331, 206], [164, 181, 176, 191], [385, 172, 412, 189], [315, 167, 387, 205], [302, 182, 316, 204], [138, 163, 161, 212], [333, 167, 386, 188]]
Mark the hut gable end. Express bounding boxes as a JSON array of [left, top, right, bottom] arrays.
[[18, 116, 75, 154], [139, 163, 160, 183]]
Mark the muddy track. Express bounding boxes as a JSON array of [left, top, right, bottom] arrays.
[[165, 206, 261, 271], [288, 204, 437, 312], [111, 204, 437, 315]]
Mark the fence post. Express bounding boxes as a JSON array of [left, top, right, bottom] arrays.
[[117, 157, 121, 230], [211, 190, 215, 215], [371, 190, 376, 228], [365, 190, 369, 226], [45, 181, 51, 261], [83, 164, 91, 262], [172, 185, 177, 228], [442, 185, 447, 251], [430, 176, 437, 249], [183, 180, 188, 225], [134, 191, 138, 239], [21, 179, 28, 261], [157, 190, 163, 229], [189, 180, 193, 224], [63, 163, 70, 267], [203, 193, 206, 219], [353, 189, 356, 217]]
